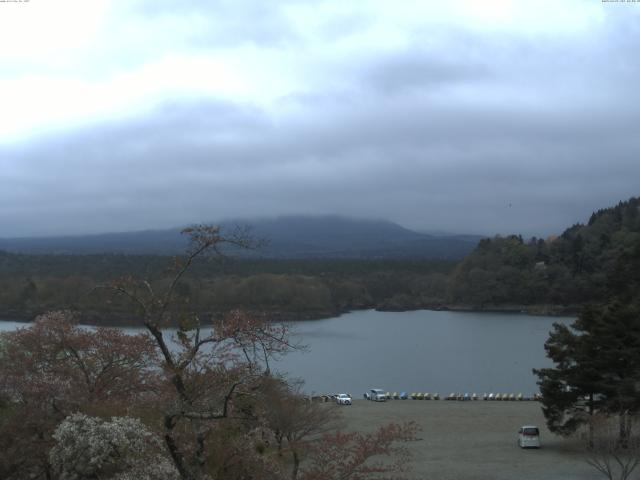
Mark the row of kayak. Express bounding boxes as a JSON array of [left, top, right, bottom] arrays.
[[407, 392, 542, 401], [309, 392, 543, 402]]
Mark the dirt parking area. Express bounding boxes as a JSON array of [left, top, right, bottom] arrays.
[[339, 400, 600, 480]]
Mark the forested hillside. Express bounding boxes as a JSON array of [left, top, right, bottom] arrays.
[[1, 197, 638, 324], [448, 197, 640, 310], [0, 254, 454, 324]]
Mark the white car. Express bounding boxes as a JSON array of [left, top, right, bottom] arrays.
[[335, 393, 352, 405], [365, 388, 387, 402], [518, 425, 541, 448]]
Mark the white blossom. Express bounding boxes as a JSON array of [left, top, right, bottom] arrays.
[[50, 413, 179, 480]]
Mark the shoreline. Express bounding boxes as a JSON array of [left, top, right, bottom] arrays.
[[0, 303, 578, 328], [436, 303, 579, 317]]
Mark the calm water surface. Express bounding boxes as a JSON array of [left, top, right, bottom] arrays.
[[280, 310, 571, 395], [0, 310, 571, 395]]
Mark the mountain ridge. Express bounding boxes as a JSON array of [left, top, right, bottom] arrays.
[[0, 215, 483, 259]]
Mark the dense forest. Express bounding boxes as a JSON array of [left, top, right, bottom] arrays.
[[449, 196, 640, 312], [0, 254, 455, 324], [0, 197, 638, 324]]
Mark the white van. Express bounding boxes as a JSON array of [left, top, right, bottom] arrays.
[[517, 425, 540, 448], [365, 388, 387, 402]]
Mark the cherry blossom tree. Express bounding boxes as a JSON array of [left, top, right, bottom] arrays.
[[0, 311, 160, 479], [50, 413, 179, 480], [300, 421, 420, 480], [100, 225, 299, 480], [0, 225, 420, 480], [260, 378, 342, 479]]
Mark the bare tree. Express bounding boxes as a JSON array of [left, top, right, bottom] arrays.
[[585, 413, 640, 480]]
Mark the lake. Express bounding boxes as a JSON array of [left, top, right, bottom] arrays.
[[0, 309, 571, 396]]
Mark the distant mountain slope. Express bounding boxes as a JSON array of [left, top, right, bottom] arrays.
[[0, 228, 187, 255], [0, 216, 482, 259]]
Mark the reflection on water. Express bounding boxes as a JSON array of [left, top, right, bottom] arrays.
[[0, 309, 571, 395]]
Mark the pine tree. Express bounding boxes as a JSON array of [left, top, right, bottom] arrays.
[[534, 237, 640, 443]]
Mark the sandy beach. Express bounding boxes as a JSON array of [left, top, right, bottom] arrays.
[[340, 399, 601, 480]]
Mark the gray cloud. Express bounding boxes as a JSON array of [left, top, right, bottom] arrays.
[[1, 3, 639, 238], [361, 47, 492, 94]]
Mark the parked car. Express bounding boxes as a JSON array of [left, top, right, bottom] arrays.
[[335, 393, 352, 405], [364, 388, 387, 402], [517, 425, 541, 448]]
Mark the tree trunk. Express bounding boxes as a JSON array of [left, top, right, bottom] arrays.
[[291, 449, 300, 480], [164, 415, 194, 480], [274, 430, 284, 457], [619, 410, 630, 448], [588, 393, 594, 449]]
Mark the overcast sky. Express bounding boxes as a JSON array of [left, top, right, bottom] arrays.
[[0, 0, 638, 238]]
